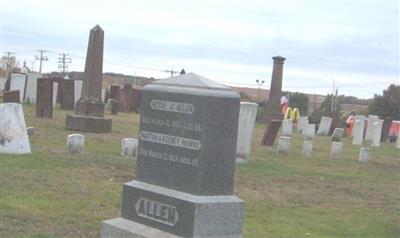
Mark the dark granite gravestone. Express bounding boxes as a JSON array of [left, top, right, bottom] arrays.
[[3, 90, 20, 103], [65, 25, 112, 133], [109, 99, 119, 115], [60, 80, 75, 110], [381, 117, 393, 142], [36, 78, 53, 118], [261, 120, 282, 146], [101, 73, 244, 238], [118, 84, 142, 113], [258, 56, 286, 123], [109, 85, 120, 99]]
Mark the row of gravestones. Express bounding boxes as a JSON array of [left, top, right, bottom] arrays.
[[105, 84, 142, 114]]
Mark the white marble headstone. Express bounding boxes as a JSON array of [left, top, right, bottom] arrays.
[[0, 103, 31, 154], [276, 136, 290, 154], [365, 115, 379, 141], [304, 124, 316, 140], [10, 74, 27, 102], [24, 73, 42, 103], [74, 80, 83, 104], [317, 116, 332, 135], [371, 121, 383, 147], [121, 138, 139, 156], [53, 82, 58, 108], [330, 142, 342, 160], [236, 102, 258, 163], [68, 134, 85, 154], [352, 119, 364, 145], [281, 119, 293, 137]]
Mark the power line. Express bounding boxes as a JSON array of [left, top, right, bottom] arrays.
[[35, 50, 48, 73], [58, 53, 72, 74], [3, 51, 15, 70]]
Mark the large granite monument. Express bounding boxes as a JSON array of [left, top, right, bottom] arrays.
[[65, 25, 112, 133], [259, 56, 286, 123], [102, 73, 244, 238]]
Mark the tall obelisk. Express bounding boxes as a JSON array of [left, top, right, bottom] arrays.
[[65, 25, 112, 133]]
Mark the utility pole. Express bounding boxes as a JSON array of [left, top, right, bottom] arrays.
[[3, 51, 15, 70], [256, 79, 265, 103], [165, 69, 179, 77], [57, 53, 72, 74], [35, 50, 48, 73]]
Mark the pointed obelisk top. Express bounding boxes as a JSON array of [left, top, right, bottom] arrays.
[[80, 24, 104, 101]]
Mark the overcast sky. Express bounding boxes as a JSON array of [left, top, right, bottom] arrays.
[[1, 0, 399, 98]]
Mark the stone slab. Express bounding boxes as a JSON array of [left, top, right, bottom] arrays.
[[60, 80, 75, 110], [10, 74, 26, 102], [302, 140, 313, 158], [36, 78, 53, 118], [352, 119, 364, 145], [365, 115, 379, 140], [137, 75, 240, 196], [304, 124, 315, 140], [358, 147, 370, 163], [236, 102, 258, 162], [371, 121, 383, 147], [317, 116, 332, 135], [281, 119, 293, 136], [120, 180, 244, 238], [276, 136, 290, 154], [0, 103, 31, 154], [53, 82, 58, 108], [101, 218, 181, 238], [74, 80, 83, 104], [66, 114, 112, 133], [330, 142, 342, 160], [68, 134, 85, 154], [24, 73, 42, 103], [331, 128, 344, 142], [3, 90, 20, 103]]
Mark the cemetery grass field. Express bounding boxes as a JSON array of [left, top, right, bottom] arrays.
[[1, 104, 399, 238]]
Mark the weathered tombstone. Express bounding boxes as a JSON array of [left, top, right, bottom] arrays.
[[261, 120, 282, 146], [27, 127, 35, 136], [358, 147, 370, 163], [36, 78, 53, 118], [66, 25, 112, 133], [3, 90, 20, 103], [302, 140, 313, 158], [371, 121, 383, 147], [109, 85, 120, 99], [317, 116, 332, 135], [118, 84, 142, 113], [276, 136, 290, 154], [101, 73, 244, 238], [330, 142, 342, 160], [101, 89, 106, 102], [24, 73, 42, 103], [304, 123, 315, 140], [381, 117, 393, 142], [121, 138, 138, 156], [352, 119, 364, 145], [331, 128, 344, 142], [52, 82, 58, 108], [60, 80, 75, 110], [74, 80, 83, 104], [281, 119, 293, 137], [236, 102, 258, 163], [68, 134, 85, 154], [365, 115, 379, 140], [259, 56, 286, 123], [10, 74, 27, 102], [297, 116, 308, 134], [0, 103, 31, 154]]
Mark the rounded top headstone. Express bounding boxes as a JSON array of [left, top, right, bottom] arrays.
[[152, 73, 231, 91]]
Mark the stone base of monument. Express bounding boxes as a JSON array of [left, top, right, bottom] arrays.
[[66, 114, 112, 133], [102, 180, 244, 238], [101, 218, 181, 238]]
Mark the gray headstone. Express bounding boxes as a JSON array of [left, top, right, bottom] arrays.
[[352, 119, 364, 145], [236, 102, 258, 163], [121, 138, 138, 156], [317, 116, 332, 135], [10, 74, 26, 102], [358, 147, 370, 163], [281, 119, 293, 137], [331, 128, 344, 142], [276, 136, 290, 154], [330, 142, 342, 160], [68, 134, 84, 154], [371, 121, 383, 147], [365, 115, 379, 141], [302, 140, 313, 158], [102, 73, 244, 238]]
